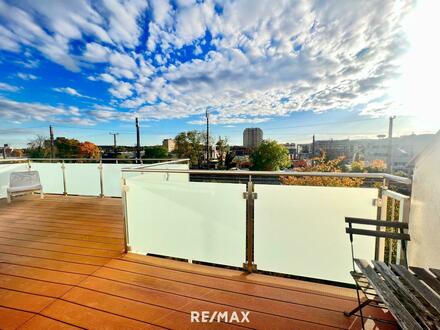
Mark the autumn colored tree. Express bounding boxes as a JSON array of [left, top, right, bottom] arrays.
[[250, 140, 291, 171], [78, 141, 101, 159], [366, 159, 386, 173], [10, 149, 24, 157], [350, 160, 365, 172], [281, 153, 364, 187]]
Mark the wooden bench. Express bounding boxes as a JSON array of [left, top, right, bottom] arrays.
[[355, 259, 440, 329], [7, 171, 43, 203], [344, 217, 410, 328]]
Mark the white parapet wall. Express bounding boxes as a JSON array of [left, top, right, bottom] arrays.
[[408, 132, 440, 268]]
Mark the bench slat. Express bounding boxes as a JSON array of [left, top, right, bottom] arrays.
[[373, 261, 435, 329], [355, 259, 423, 330], [429, 268, 440, 280], [345, 217, 409, 229], [410, 267, 440, 296], [346, 228, 410, 241], [392, 265, 440, 315]]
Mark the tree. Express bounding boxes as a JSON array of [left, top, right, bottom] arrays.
[[250, 140, 291, 171], [79, 141, 101, 159], [143, 146, 168, 159], [366, 159, 386, 173], [11, 149, 24, 157], [54, 137, 80, 158], [174, 130, 204, 167], [27, 135, 50, 158], [350, 160, 365, 173], [281, 153, 364, 187], [216, 136, 229, 168]]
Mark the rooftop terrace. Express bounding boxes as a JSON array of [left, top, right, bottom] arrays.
[[0, 195, 396, 329]]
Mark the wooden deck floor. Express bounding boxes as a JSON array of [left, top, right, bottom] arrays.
[[0, 195, 396, 329]]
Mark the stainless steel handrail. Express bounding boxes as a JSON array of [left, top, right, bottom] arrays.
[[122, 158, 190, 171], [120, 168, 412, 185], [0, 158, 179, 162]]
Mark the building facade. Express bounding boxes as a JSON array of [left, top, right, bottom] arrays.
[[243, 128, 263, 148], [162, 139, 176, 152]]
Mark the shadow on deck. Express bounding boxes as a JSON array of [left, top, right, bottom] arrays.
[[0, 195, 396, 329]]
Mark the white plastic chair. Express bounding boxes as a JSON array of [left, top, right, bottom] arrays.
[[7, 171, 44, 203]]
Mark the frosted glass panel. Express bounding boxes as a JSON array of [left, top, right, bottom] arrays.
[[126, 178, 245, 267], [64, 163, 101, 196], [0, 164, 28, 198], [254, 185, 378, 283], [102, 164, 141, 197], [31, 163, 64, 194]]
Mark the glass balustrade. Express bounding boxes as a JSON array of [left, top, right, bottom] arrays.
[[253, 184, 378, 283]]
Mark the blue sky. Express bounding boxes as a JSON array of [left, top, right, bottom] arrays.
[[0, 0, 437, 147]]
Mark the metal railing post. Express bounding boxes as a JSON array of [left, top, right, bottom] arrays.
[[375, 178, 388, 261], [99, 160, 104, 198], [244, 175, 257, 273], [61, 160, 67, 196], [121, 177, 129, 253]]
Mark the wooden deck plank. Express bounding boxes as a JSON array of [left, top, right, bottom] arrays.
[[93, 266, 353, 328], [0, 274, 72, 298], [0, 224, 124, 245], [0, 288, 54, 312], [0, 237, 122, 258], [0, 195, 379, 329], [0, 229, 124, 251], [0, 263, 87, 285], [0, 252, 100, 275], [0, 306, 35, 330], [18, 315, 83, 330]]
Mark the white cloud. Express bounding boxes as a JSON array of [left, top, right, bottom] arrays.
[[0, 0, 417, 125], [0, 96, 93, 124], [0, 82, 19, 92], [83, 42, 110, 63], [109, 81, 133, 99], [16, 72, 38, 80], [53, 87, 96, 100]]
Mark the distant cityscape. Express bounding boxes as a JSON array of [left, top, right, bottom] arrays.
[[0, 126, 434, 175]]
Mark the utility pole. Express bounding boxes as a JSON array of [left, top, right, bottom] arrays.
[[205, 108, 210, 164], [135, 117, 141, 162], [387, 116, 396, 174], [109, 132, 119, 152], [49, 125, 55, 159]]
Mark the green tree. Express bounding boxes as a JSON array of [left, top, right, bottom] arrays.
[[175, 130, 204, 167], [27, 135, 50, 158], [250, 140, 291, 171], [54, 137, 80, 158], [216, 136, 229, 168], [143, 146, 169, 159]]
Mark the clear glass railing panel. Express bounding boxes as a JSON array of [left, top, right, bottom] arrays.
[[125, 176, 246, 267], [254, 185, 378, 283], [0, 163, 28, 198], [30, 163, 64, 194]]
